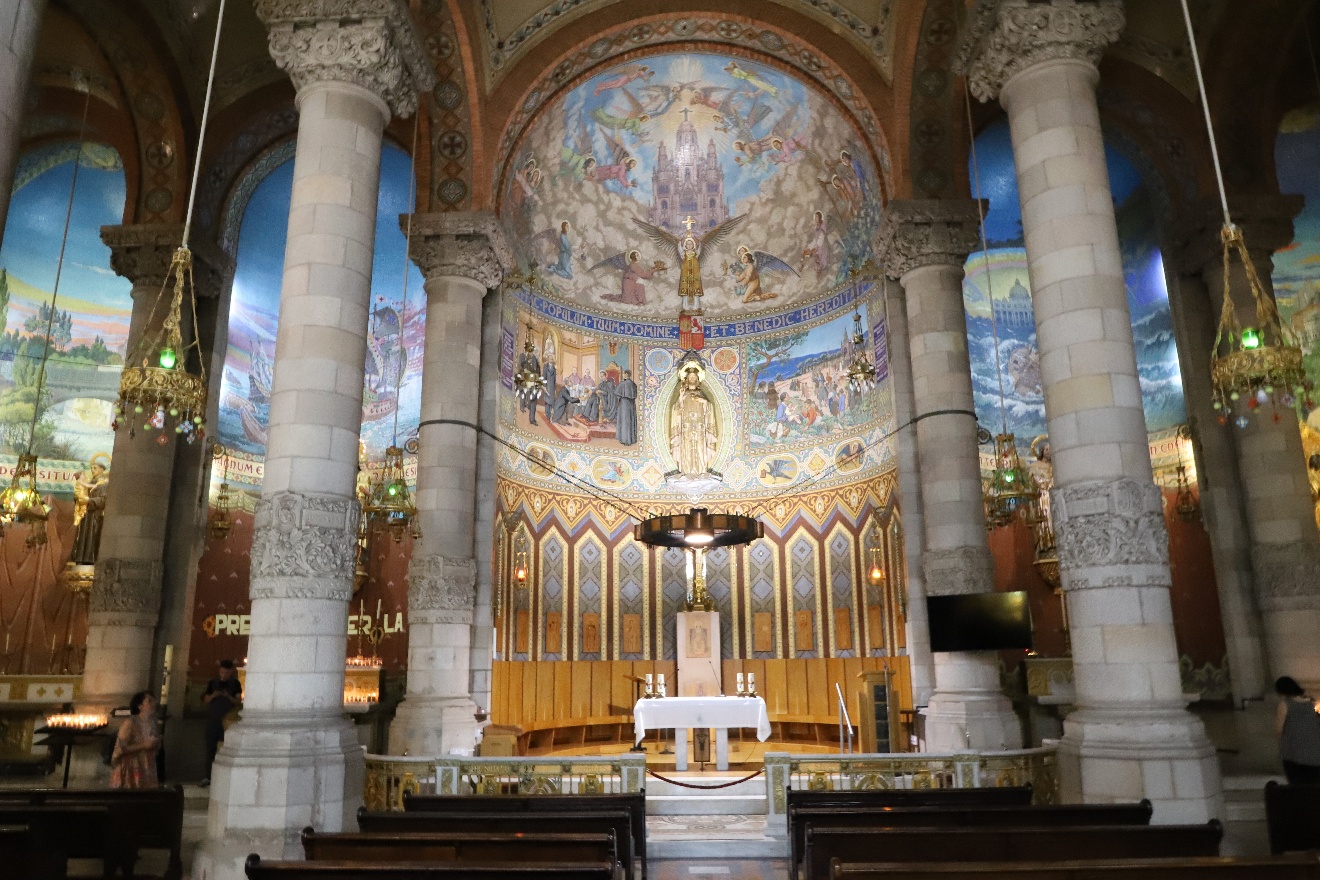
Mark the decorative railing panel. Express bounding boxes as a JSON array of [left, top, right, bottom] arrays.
[[762, 746, 1059, 836], [364, 754, 646, 810]]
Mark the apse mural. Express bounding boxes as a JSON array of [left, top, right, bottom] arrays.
[[0, 142, 130, 482], [962, 120, 1186, 453], [502, 52, 882, 319], [215, 144, 426, 493]]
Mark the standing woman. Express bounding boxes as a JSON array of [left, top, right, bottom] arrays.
[[1275, 676, 1320, 785], [111, 691, 161, 789]]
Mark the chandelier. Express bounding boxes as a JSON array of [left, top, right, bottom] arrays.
[[1178, 0, 1309, 427], [363, 444, 419, 542], [634, 507, 762, 549], [207, 443, 233, 541], [514, 326, 548, 405], [114, 0, 228, 441], [845, 269, 879, 395], [983, 433, 1039, 529], [0, 453, 49, 547]]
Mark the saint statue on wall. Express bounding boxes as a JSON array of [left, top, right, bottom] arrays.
[[70, 454, 109, 565], [669, 364, 718, 476]]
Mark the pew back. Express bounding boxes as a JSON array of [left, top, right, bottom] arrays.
[[805, 823, 1223, 880], [1264, 780, 1320, 855], [828, 853, 1320, 880], [245, 855, 618, 880], [302, 828, 619, 875]]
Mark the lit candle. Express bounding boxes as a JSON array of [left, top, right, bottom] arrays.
[[748, 672, 755, 693]]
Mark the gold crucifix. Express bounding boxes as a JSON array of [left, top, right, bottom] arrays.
[[683, 215, 696, 232]]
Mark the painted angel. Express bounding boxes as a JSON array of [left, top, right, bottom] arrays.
[[728, 245, 798, 304], [589, 131, 637, 189], [594, 250, 668, 306], [633, 214, 747, 310], [530, 221, 574, 279]]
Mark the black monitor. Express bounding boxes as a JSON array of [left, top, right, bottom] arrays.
[[926, 591, 1033, 652]]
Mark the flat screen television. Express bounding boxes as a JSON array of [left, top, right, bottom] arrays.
[[926, 591, 1033, 652]]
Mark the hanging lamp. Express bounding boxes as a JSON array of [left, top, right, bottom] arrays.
[[0, 85, 101, 546], [514, 324, 548, 404], [845, 267, 879, 395], [362, 112, 420, 542], [113, 0, 229, 440], [207, 443, 233, 541], [1178, 0, 1309, 426]]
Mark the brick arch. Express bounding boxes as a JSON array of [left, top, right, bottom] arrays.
[[900, 0, 970, 201], [59, 0, 189, 225], [475, 3, 896, 213]]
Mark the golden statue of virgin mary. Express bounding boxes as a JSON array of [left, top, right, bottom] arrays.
[[670, 363, 718, 476]]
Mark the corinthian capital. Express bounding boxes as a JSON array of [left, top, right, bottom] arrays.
[[406, 212, 512, 290], [101, 224, 235, 299], [955, 0, 1125, 102], [875, 200, 984, 280], [255, 0, 436, 117]]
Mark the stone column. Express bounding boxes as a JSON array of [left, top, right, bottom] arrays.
[[882, 277, 936, 707], [1183, 196, 1320, 695], [959, 0, 1222, 821], [82, 225, 227, 712], [0, 0, 45, 242], [389, 212, 507, 757], [877, 200, 1020, 750], [194, 3, 432, 875], [469, 289, 504, 713]]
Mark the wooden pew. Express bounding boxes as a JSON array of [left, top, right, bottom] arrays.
[[786, 784, 1034, 815], [302, 828, 621, 877], [245, 855, 618, 880], [1265, 780, 1320, 854], [789, 801, 1154, 876], [0, 785, 184, 879], [0, 803, 110, 879], [402, 793, 647, 878], [828, 853, 1320, 880], [358, 809, 640, 880], [804, 822, 1223, 880], [0, 825, 32, 880]]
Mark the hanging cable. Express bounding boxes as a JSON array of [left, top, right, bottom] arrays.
[[181, 0, 226, 249], [1179, 0, 1232, 229]]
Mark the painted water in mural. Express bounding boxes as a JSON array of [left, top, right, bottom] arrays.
[[961, 120, 1186, 452], [503, 52, 882, 319], [0, 142, 131, 487], [216, 145, 425, 491]]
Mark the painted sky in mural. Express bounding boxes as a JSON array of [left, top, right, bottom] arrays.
[[962, 120, 1186, 450], [217, 145, 425, 483], [0, 142, 131, 476], [1273, 104, 1320, 440], [503, 52, 882, 319]]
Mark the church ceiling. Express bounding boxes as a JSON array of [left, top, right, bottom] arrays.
[[500, 50, 885, 321]]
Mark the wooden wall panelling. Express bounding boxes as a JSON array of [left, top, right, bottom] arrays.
[[520, 662, 537, 727], [753, 611, 774, 653], [536, 662, 555, 723], [622, 613, 642, 654], [515, 610, 530, 654], [545, 612, 562, 654], [822, 658, 846, 718], [794, 610, 814, 656], [786, 661, 810, 717], [611, 661, 634, 716], [834, 608, 852, 651], [866, 605, 883, 653]]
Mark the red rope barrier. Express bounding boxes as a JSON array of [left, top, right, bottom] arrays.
[[645, 767, 765, 789]]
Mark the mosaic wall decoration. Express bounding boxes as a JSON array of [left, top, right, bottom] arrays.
[[962, 119, 1187, 457], [492, 473, 902, 663], [1273, 102, 1320, 505], [500, 51, 883, 322]]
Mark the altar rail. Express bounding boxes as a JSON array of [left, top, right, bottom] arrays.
[[363, 754, 646, 810], [762, 746, 1060, 836]]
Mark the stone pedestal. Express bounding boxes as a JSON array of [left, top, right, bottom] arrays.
[[388, 213, 507, 757], [959, 0, 1221, 821], [877, 200, 1020, 751], [193, 4, 433, 878], [0, 0, 45, 243]]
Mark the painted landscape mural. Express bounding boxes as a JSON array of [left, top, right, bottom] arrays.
[[502, 51, 883, 319], [961, 120, 1186, 454]]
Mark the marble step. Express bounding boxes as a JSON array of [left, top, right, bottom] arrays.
[[642, 775, 767, 798], [647, 793, 767, 815], [646, 815, 786, 860], [648, 836, 786, 859]]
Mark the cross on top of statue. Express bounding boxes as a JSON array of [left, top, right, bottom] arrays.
[[683, 215, 695, 232], [681, 107, 691, 123]]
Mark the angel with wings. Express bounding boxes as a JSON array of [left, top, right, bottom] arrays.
[[728, 245, 799, 304], [633, 214, 747, 311], [593, 249, 669, 306]]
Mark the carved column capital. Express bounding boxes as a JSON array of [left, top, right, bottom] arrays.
[[100, 224, 235, 298], [1252, 540, 1320, 613], [249, 491, 360, 601], [408, 554, 476, 624], [875, 199, 984, 280], [923, 545, 996, 597], [1169, 194, 1304, 278], [90, 558, 163, 623], [955, 0, 1125, 102], [1052, 478, 1170, 590], [406, 212, 511, 291], [255, 0, 436, 118]]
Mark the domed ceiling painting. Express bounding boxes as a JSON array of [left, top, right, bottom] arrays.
[[502, 52, 883, 320]]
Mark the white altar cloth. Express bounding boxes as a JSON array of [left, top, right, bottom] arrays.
[[633, 696, 771, 770]]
